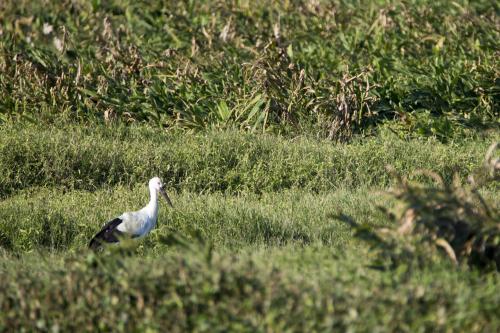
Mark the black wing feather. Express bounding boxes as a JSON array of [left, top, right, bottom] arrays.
[[89, 217, 125, 250]]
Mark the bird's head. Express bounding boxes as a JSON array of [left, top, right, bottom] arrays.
[[149, 177, 173, 207]]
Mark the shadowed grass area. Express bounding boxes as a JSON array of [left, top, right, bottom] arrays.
[[1, 124, 497, 198], [1, 247, 499, 332]]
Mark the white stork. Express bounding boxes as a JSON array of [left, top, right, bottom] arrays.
[[89, 177, 173, 250]]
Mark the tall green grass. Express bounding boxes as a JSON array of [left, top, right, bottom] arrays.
[[1, 245, 499, 332], [1, 124, 496, 198], [0, 186, 389, 252], [1, 1, 499, 330], [0, 127, 498, 331], [1, 0, 498, 138]]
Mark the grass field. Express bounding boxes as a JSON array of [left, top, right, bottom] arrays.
[[1, 0, 499, 332], [1, 125, 498, 331]]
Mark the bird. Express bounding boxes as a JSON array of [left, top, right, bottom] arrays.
[[89, 177, 173, 250]]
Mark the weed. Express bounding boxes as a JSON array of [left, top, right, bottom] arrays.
[[349, 143, 500, 270]]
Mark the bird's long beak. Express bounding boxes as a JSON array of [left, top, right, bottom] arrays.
[[160, 187, 173, 208]]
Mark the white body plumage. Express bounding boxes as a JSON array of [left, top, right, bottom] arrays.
[[89, 177, 173, 249], [116, 184, 160, 237]]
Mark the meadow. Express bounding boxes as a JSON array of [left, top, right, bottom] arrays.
[[0, 0, 499, 332]]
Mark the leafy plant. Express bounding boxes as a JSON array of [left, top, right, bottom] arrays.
[[355, 142, 500, 271], [1, 0, 498, 139]]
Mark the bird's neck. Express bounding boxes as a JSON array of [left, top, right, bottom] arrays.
[[146, 187, 159, 216]]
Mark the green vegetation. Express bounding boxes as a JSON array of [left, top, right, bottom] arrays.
[[1, 0, 498, 139], [346, 144, 500, 272], [0, 0, 499, 331], [1, 126, 499, 331], [1, 124, 496, 198], [2, 248, 500, 332]]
